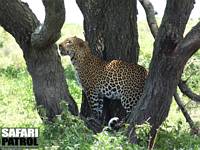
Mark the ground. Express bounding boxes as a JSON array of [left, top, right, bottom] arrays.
[[0, 21, 200, 149]]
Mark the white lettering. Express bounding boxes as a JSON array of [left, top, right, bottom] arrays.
[[34, 129, 38, 137], [20, 129, 27, 137], [9, 129, 16, 137], [2, 128, 39, 138], [27, 129, 34, 137], [1, 128, 9, 137], [15, 128, 21, 137]]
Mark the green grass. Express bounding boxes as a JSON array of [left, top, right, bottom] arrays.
[[0, 21, 200, 149], [0, 66, 41, 127]]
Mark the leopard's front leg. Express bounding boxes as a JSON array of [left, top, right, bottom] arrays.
[[87, 89, 104, 120]]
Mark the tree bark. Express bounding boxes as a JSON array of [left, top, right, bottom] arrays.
[[128, 0, 199, 147], [76, 0, 139, 129], [0, 0, 78, 120], [76, 0, 139, 63], [139, 0, 200, 105], [138, 0, 200, 143]]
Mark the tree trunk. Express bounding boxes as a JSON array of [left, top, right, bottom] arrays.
[[0, 0, 78, 120], [76, 0, 139, 128], [24, 45, 78, 120], [76, 0, 139, 63], [128, 0, 200, 148]]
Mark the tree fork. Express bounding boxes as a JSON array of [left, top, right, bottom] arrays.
[[0, 0, 78, 120], [128, 0, 198, 148], [137, 0, 200, 147]]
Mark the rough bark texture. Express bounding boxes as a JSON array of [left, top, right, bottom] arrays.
[[31, 0, 65, 49], [138, 1, 199, 147], [76, 0, 139, 130], [0, 0, 78, 120], [128, 0, 199, 147], [76, 0, 139, 63], [140, 0, 200, 104]]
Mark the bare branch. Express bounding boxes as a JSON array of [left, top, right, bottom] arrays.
[[138, 0, 158, 38], [31, 0, 65, 49], [174, 92, 199, 134], [174, 92, 195, 128], [178, 80, 200, 103]]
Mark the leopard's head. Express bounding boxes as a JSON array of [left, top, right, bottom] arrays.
[[59, 36, 89, 64]]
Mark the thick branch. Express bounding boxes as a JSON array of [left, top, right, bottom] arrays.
[[139, 0, 158, 38], [0, 0, 39, 50], [140, 0, 198, 58], [178, 80, 200, 102], [128, 0, 195, 145], [31, 0, 65, 49], [174, 22, 200, 62], [140, 0, 200, 103], [153, 0, 194, 56]]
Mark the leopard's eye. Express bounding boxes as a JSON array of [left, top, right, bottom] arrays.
[[66, 40, 72, 45]]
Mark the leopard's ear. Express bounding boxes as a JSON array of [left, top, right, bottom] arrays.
[[78, 41, 86, 48]]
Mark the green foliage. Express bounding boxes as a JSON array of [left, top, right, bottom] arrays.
[[64, 64, 82, 107], [182, 51, 200, 93], [135, 122, 151, 147], [39, 102, 143, 150], [155, 120, 200, 150], [40, 101, 95, 150], [0, 65, 40, 127], [138, 20, 154, 69], [0, 65, 26, 78], [92, 130, 141, 150]]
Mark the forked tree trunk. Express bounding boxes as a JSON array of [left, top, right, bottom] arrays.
[[0, 0, 78, 120], [76, 0, 139, 127], [128, 0, 200, 148], [128, 0, 195, 127]]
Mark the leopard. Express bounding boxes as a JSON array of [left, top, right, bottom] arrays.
[[59, 36, 147, 119]]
